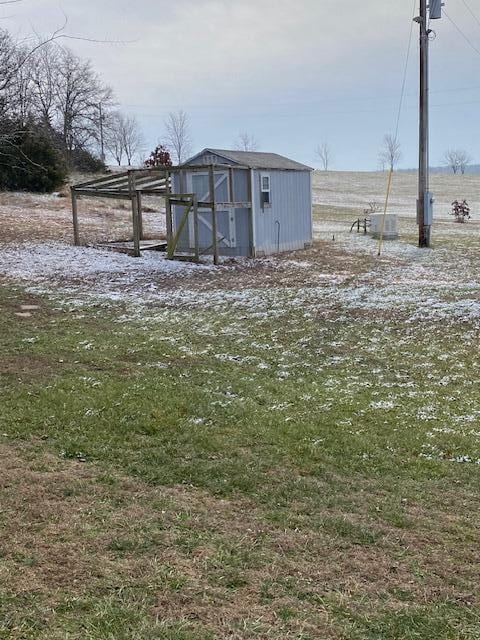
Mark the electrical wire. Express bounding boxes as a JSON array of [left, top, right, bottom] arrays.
[[394, 0, 417, 140], [459, 0, 480, 29], [123, 85, 480, 113], [444, 9, 480, 58], [378, 0, 416, 257]]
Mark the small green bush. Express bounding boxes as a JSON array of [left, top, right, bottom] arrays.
[[0, 121, 68, 193], [68, 147, 107, 174]]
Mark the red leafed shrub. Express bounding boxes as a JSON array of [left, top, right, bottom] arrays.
[[144, 145, 172, 167]]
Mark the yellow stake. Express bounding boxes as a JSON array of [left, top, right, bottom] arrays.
[[378, 167, 394, 256]]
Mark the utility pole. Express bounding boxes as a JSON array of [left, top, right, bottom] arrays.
[[98, 102, 106, 163], [416, 0, 443, 248]]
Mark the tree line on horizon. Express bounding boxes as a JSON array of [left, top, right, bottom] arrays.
[[314, 136, 475, 174]]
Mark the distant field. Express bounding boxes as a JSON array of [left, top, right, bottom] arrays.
[[313, 170, 480, 219]]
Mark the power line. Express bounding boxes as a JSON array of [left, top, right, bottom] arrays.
[[394, 0, 417, 140], [444, 9, 480, 58], [128, 98, 480, 121], [459, 0, 480, 29], [123, 84, 480, 114]]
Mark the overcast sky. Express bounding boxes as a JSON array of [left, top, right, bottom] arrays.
[[5, 0, 480, 170]]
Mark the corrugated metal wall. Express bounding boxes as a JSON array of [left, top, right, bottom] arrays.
[[253, 169, 312, 255]]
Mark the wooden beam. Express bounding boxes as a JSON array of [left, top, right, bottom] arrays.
[[209, 165, 219, 266], [168, 200, 192, 259], [136, 181, 167, 191], [76, 186, 167, 199], [165, 170, 173, 258], [71, 189, 80, 246], [131, 168, 167, 176], [72, 168, 166, 191], [229, 167, 235, 202], [132, 174, 167, 186], [73, 171, 129, 188], [72, 189, 132, 200], [203, 201, 252, 208], [128, 171, 141, 257], [193, 195, 199, 263], [132, 197, 141, 257], [247, 169, 255, 257], [135, 189, 167, 196], [78, 174, 132, 190], [167, 193, 196, 205], [136, 191, 144, 241]]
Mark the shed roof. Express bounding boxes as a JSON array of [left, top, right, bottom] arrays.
[[185, 148, 313, 171]]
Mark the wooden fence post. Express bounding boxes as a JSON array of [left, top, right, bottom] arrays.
[[209, 164, 219, 266], [165, 170, 173, 258], [136, 191, 144, 240], [71, 189, 80, 246], [247, 169, 255, 257], [193, 194, 199, 263], [128, 171, 141, 257]]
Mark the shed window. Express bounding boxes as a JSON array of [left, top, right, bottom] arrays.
[[260, 173, 271, 209]]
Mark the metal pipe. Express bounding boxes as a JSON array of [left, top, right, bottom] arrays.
[[275, 220, 280, 253]]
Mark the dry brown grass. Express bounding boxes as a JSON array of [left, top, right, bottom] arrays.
[[0, 355, 55, 377], [0, 442, 478, 638], [0, 190, 165, 245]]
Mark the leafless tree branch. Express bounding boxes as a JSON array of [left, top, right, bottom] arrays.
[[164, 110, 192, 164], [443, 148, 472, 175], [315, 142, 332, 171], [378, 134, 401, 171], [234, 131, 259, 152]]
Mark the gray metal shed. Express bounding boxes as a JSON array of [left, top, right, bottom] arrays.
[[172, 148, 313, 258]]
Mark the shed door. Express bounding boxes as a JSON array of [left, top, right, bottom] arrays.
[[188, 172, 236, 249]]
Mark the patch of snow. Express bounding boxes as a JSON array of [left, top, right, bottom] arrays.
[[369, 400, 395, 410], [0, 242, 211, 281]]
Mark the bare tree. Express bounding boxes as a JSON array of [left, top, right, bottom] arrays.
[[379, 134, 401, 171], [121, 114, 144, 165], [105, 111, 144, 166], [4, 46, 35, 124], [0, 19, 70, 96], [54, 47, 113, 153], [443, 148, 472, 175], [444, 149, 459, 175], [104, 112, 125, 165], [164, 109, 192, 164], [30, 43, 61, 126], [234, 131, 259, 152], [457, 150, 472, 175], [0, 29, 18, 115], [315, 142, 332, 171]]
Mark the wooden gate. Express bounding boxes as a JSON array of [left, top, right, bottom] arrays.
[[188, 171, 236, 252], [165, 194, 199, 262]]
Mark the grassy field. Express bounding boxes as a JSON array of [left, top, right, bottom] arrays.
[[313, 170, 480, 219], [1, 174, 480, 639]]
